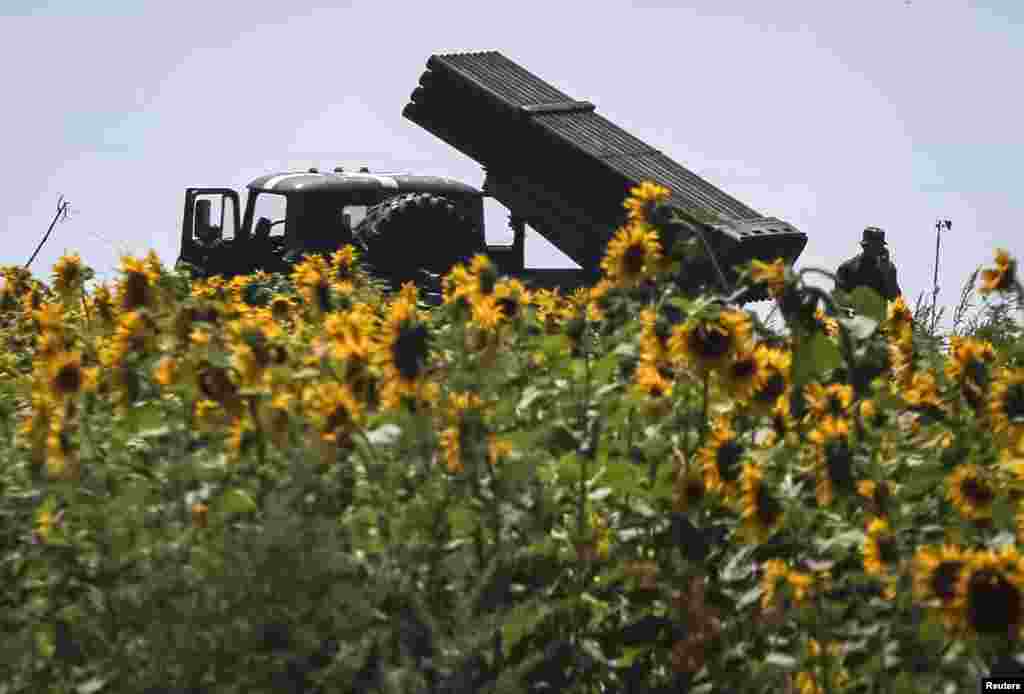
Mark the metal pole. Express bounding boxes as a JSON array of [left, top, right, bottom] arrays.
[[25, 195, 71, 270], [932, 219, 941, 311]]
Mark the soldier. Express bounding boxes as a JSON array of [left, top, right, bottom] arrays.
[[835, 227, 902, 301]]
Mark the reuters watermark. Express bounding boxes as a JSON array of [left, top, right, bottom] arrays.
[[983, 678, 1024, 691]]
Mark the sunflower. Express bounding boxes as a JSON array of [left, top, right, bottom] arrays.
[[760, 560, 819, 615], [469, 254, 498, 296], [48, 351, 83, 398], [330, 245, 361, 282], [529, 288, 565, 335], [760, 559, 791, 612], [493, 277, 530, 322], [946, 336, 996, 410], [379, 297, 430, 382], [699, 417, 746, 500], [914, 544, 971, 628], [191, 502, 209, 529], [45, 422, 78, 481], [668, 309, 752, 375], [375, 296, 437, 411], [902, 369, 946, 415], [979, 249, 1017, 295], [808, 417, 856, 506], [622, 181, 671, 225], [812, 306, 839, 338], [117, 255, 158, 312], [723, 345, 762, 403], [862, 518, 900, 578], [739, 462, 785, 543], [991, 368, 1024, 449], [954, 545, 1024, 639], [227, 416, 259, 460], [749, 258, 787, 299], [52, 253, 85, 297], [804, 382, 854, 423], [269, 294, 296, 322], [634, 360, 674, 401], [151, 356, 176, 389], [887, 346, 916, 396], [755, 395, 797, 447], [488, 436, 513, 466], [793, 640, 849, 694], [600, 222, 664, 287], [749, 347, 793, 415], [470, 293, 505, 333], [258, 391, 294, 449], [438, 426, 463, 473], [673, 459, 707, 513], [885, 296, 915, 343], [304, 381, 363, 445], [946, 464, 997, 521], [857, 479, 893, 518]]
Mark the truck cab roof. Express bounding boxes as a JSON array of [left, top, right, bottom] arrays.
[[247, 170, 481, 197]]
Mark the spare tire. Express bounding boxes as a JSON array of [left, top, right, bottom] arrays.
[[353, 193, 485, 299]]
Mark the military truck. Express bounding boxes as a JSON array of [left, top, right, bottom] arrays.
[[177, 51, 808, 301]]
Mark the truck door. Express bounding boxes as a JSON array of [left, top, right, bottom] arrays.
[[179, 188, 241, 272]]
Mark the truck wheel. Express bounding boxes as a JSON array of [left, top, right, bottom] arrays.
[[353, 192, 484, 298]]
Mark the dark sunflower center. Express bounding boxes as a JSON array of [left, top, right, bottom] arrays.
[[54, 363, 82, 394], [123, 272, 151, 311], [828, 395, 845, 417], [931, 561, 964, 602], [757, 372, 787, 403], [873, 482, 891, 511], [315, 281, 331, 312], [755, 486, 783, 527], [271, 300, 290, 319], [198, 365, 235, 403], [478, 267, 497, 296], [967, 569, 1022, 635], [244, 330, 271, 367], [654, 318, 672, 344], [686, 478, 705, 504], [325, 406, 353, 432], [731, 357, 757, 381], [965, 359, 989, 388], [962, 477, 995, 506], [392, 321, 430, 381], [1004, 383, 1024, 420], [59, 265, 80, 286], [825, 442, 854, 491], [716, 441, 743, 483], [877, 536, 900, 565], [623, 244, 647, 276], [498, 297, 519, 319], [691, 323, 732, 360]]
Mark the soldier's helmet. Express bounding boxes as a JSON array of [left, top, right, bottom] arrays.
[[861, 227, 888, 247]]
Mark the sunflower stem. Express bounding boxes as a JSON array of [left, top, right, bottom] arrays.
[[701, 370, 710, 445]]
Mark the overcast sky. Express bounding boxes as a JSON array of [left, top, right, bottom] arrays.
[[3, 0, 1022, 322]]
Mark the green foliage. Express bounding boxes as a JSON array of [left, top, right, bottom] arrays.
[[1, 239, 1023, 694]]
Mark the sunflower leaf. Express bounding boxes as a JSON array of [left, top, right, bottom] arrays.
[[791, 330, 843, 391], [838, 315, 880, 341], [847, 286, 888, 323], [764, 652, 798, 670]]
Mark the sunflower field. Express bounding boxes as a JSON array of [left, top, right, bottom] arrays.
[[1, 184, 1024, 694]]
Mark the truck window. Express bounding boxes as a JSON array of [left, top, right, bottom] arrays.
[[251, 192, 288, 238]]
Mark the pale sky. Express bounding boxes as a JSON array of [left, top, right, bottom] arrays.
[[3, 0, 1022, 323]]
